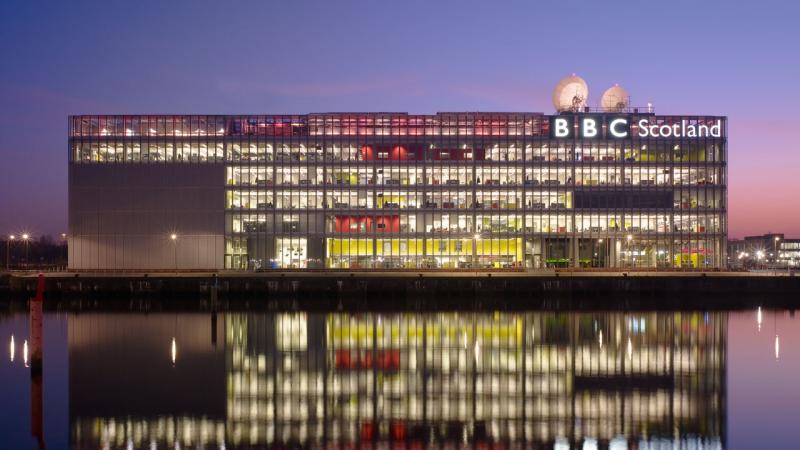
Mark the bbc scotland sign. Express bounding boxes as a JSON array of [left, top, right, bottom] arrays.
[[550, 115, 723, 139]]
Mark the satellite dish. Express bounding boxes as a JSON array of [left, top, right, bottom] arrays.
[[600, 84, 629, 112], [552, 74, 589, 112]]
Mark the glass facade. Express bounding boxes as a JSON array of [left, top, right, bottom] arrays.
[[69, 113, 727, 270]]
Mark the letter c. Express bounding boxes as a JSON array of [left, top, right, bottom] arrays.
[[609, 118, 629, 138]]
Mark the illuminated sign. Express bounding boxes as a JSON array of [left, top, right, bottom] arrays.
[[637, 118, 722, 138], [550, 116, 723, 139], [550, 116, 629, 139]]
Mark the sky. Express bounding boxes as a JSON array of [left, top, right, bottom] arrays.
[[1, 0, 799, 239]]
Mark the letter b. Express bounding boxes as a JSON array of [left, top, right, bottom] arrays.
[[554, 118, 571, 138], [582, 118, 598, 138]]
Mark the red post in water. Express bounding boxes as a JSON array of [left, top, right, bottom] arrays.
[[30, 273, 45, 450], [30, 273, 44, 369]]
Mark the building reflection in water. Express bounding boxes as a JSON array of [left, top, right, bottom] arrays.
[[70, 311, 725, 449]]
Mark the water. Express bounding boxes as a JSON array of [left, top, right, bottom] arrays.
[[0, 305, 798, 450]]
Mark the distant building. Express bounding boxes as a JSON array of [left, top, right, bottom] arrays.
[[728, 233, 798, 269], [779, 239, 800, 268]]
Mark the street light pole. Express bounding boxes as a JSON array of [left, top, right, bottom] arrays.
[[21, 234, 30, 269], [598, 238, 604, 268], [170, 234, 178, 272], [6, 235, 14, 270], [61, 233, 67, 270]]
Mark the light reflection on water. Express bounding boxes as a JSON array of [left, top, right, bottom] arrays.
[[0, 307, 798, 450]]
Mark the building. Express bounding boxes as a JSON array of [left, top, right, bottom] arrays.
[[68, 110, 727, 271], [70, 311, 726, 449], [728, 233, 796, 269], [779, 239, 800, 268]]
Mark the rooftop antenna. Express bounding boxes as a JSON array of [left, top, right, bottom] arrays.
[[600, 84, 630, 112], [552, 74, 588, 112]]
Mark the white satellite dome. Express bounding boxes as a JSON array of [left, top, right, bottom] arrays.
[[552, 74, 589, 112], [600, 84, 629, 112]]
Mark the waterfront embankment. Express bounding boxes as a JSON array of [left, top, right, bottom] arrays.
[[2, 271, 799, 309]]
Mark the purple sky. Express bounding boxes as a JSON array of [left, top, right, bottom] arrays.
[[1, 0, 799, 238]]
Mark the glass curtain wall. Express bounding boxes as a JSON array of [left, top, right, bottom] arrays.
[[69, 114, 726, 270]]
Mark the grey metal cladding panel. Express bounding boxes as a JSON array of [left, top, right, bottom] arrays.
[[69, 163, 225, 235]]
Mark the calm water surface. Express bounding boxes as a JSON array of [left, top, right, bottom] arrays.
[[1, 305, 798, 450]]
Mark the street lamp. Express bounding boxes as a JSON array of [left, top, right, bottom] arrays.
[[170, 233, 178, 271], [774, 237, 781, 274], [60, 233, 68, 270], [756, 250, 765, 270], [597, 238, 604, 268], [21, 234, 30, 269]]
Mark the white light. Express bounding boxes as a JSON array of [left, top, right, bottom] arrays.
[[23, 340, 28, 367], [757, 306, 762, 332], [9, 335, 14, 362], [775, 334, 780, 360], [626, 234, 632, 241], [21, 233, 29, 240], [171, 337, 177, 366], [474, 234, 481, 240], [598, 330, 603, 349], [170, 233, 177, 241]]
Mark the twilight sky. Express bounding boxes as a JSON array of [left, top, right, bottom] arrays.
[[1, 0, 798, 238]]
